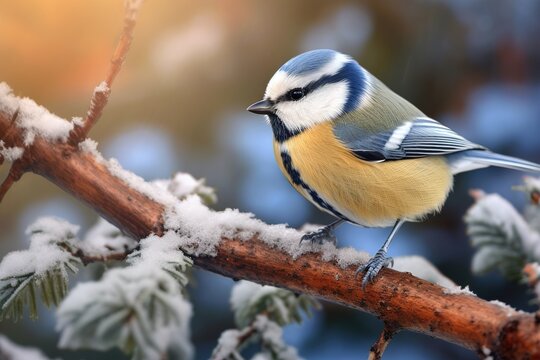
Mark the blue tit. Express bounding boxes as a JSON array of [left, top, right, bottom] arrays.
[[247, 49, 540, 288]]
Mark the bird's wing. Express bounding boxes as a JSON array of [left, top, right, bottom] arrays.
[[334, 117, 485, 162]]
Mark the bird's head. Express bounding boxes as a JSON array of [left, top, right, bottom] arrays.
[[247, 49, 368, 140]]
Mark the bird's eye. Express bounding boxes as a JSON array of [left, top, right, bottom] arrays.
[[287, 88, 305, 101]]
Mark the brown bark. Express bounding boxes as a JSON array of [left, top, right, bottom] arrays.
[[1, 110, 540, 359]]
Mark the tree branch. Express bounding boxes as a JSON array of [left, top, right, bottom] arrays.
[[0, 109, 539, 359], [68, 0, 143, 144]]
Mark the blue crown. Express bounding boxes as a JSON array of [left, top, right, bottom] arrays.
[[279, 49, 339, 76]]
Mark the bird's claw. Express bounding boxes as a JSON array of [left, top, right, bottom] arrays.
[[355, 251, 393, 289], [300, 227, 337, 245]]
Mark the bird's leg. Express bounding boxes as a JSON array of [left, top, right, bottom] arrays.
[[300, 219, 345, 245], [356, 219, 405, 289]]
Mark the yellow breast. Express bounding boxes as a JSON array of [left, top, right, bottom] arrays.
[[273, 122, 454, 227]]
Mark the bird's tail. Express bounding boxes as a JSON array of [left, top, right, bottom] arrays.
[[450, 150, 540, 174]]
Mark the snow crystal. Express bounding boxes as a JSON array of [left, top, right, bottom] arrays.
[[0, 335, 51, 360], [489, 300, 519, 316], [443, 285, 476, 296], [0, 82, 74, 146], [213, 329, 241, 360], [393, 256, 456, 289], [0, 217, 78, 278], [79, 138, 100, 156], [94, 81, 110, 94], [79, 218, 137, 256], [0, 140, 24, 161], [71, 116, 84, 127]]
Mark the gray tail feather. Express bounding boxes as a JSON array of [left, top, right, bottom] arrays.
[[461, 150, 540, 173]]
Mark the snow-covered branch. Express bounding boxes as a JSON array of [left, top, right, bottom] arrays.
[[0, 94, 539, 358]]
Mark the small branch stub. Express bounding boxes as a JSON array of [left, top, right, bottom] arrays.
[[368, 325, 399, 360]]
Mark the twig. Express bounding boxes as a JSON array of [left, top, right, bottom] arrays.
[[68, 0, 143, 144], [0, 165, 23, 202], [368, 324, 399, 360]]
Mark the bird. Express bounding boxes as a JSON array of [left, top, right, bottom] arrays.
[[247, 49, 540, 288]]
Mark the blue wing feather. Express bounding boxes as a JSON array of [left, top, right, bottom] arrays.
[[334, 117, 485, 162]]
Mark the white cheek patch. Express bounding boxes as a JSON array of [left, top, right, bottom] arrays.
[[265, 53, 350, 101], [275, 81, 348, 131]]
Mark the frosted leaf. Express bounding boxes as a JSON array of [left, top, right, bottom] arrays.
[[0, 335, 52, 360], [231, 281, 320, 328], [58, 230, 194, 359], [0, 217, 81, 320], [465, 193, 540, 278], [57, 263, 193, 360]]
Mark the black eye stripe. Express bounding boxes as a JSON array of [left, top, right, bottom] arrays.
[[274, 61, 364, 113]]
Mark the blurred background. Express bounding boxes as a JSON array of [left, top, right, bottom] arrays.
[[1, 0, 540, 359]]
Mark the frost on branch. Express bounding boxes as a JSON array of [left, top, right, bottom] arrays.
[[211, 281, 320, 360], [0, 217, 81, 320], [57, 231, 194, 360], [465, 178, 540, 278]]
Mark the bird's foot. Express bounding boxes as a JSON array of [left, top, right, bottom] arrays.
[[355, 250, 394, 289], [300, 227, 337, 245]]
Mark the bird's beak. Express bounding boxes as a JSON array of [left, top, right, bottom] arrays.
[[247, 99, 275, 115]]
